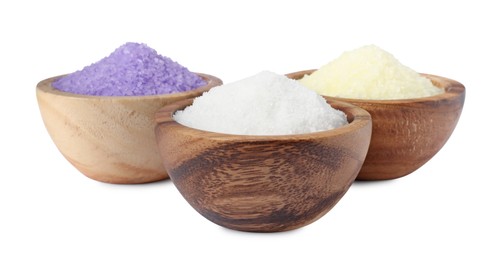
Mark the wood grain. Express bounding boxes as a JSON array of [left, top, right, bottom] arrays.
[[286, 70, 465, 180], [155, 99, 372, 232], [36, 73, 222, 184]]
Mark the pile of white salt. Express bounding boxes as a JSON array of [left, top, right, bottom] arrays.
[[174, 71, 348, 135], [299, 45, 444, 100]]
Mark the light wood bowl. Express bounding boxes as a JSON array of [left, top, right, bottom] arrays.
[[36, 73, 222, 184], [155, 99, 372, 232], [286, 70, 465, 180]]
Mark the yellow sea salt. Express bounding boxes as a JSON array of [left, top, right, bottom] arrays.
[[299, 45, 443, 100]]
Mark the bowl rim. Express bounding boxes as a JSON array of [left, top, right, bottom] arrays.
[[285, 69, 465, 105], [155, 98, 372, 141], [36, 72, 222, 100]]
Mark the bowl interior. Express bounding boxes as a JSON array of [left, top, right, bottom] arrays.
[[155, 97, 370, 140], [286, 69, 464, 103], [37, 72, 222, 99]]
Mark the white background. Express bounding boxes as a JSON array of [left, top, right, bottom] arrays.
[[1, 0, 494, 259]]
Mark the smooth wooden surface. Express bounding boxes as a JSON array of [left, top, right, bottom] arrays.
[[155, 99, 372, 232], [36, 73, 222, 184], [286, 70, 466, 180]]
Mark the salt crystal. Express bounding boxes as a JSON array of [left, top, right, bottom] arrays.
[[52, 42, 205, 96], [174, 71, 348, 136]]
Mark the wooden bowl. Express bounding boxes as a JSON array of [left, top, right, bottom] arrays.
[[36, 73, 222, 184], [155, 99, 372, 232], [286, 69, 465, 180]]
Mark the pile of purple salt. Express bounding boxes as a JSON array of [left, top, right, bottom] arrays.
[[52, 42, 206, 96]]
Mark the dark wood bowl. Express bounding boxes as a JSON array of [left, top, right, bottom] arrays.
[[286, 70, 465, 180], [155, 99, 372, 232]]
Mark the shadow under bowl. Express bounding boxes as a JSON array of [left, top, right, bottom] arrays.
[[36, 73, 222, 184], [286, 69, 465, 180], [155, 98, 372, 232]]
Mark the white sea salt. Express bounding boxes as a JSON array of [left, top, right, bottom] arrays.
[[173, 71, 348, 135]]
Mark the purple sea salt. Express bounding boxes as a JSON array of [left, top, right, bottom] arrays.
[[52, 42, 206, 96]]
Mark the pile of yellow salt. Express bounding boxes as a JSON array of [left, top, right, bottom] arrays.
[[299, 45, 443, 100]]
